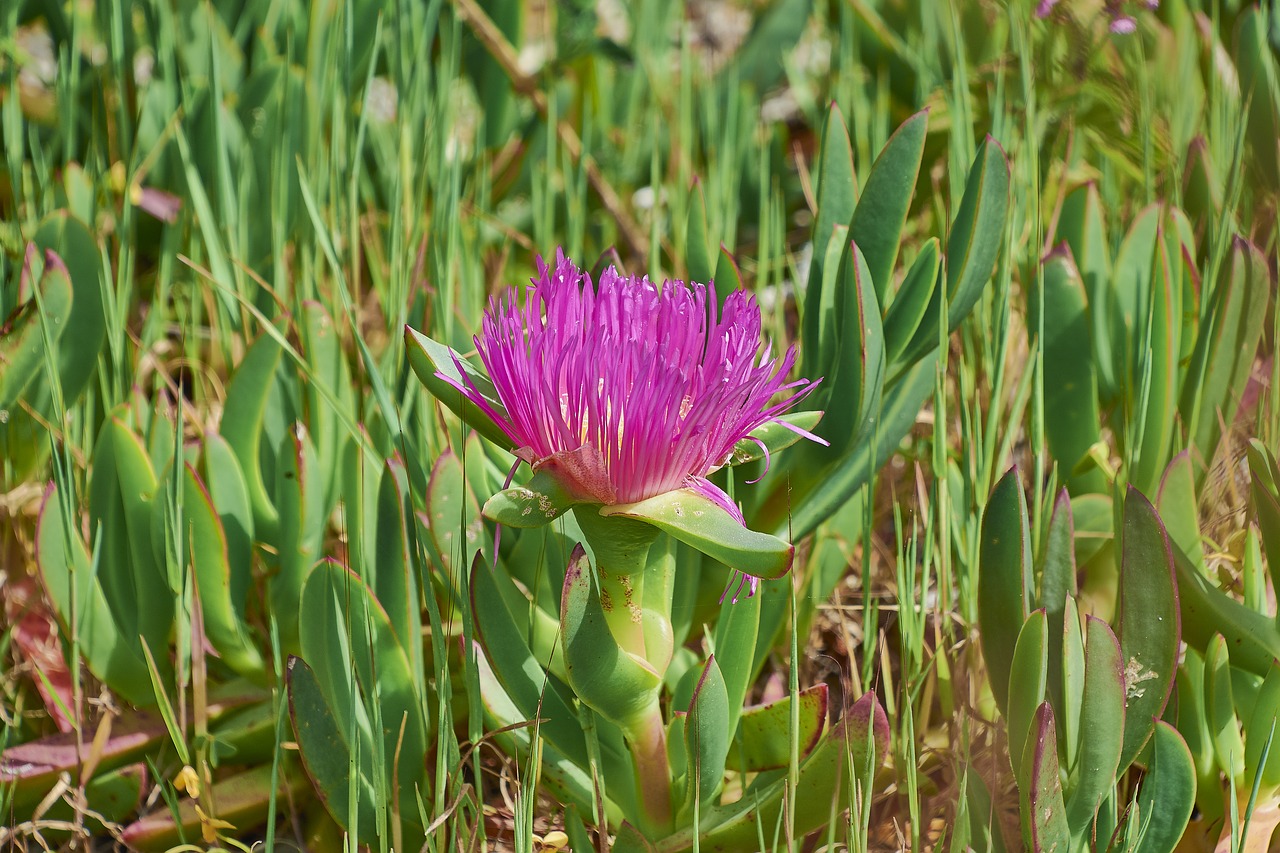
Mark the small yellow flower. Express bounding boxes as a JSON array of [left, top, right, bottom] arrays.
[[539, 830, 570, 851], [194, 804, 236, 844], [174, 765, 200, 797]]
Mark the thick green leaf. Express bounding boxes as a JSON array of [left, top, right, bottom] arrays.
[[1071, 493, 1114, 568], [1065, 617, 1124, 833], [1173, 648, 1218, 824], [802, 102, 856, 375], [300, 300, 353, 512], [287, 655, 378, 838], [808, 226, 851, 388], [1043, 490, 1077, 728], [686, 178, 715, 288], [1060, 596, 1086, 778], [1176, 539, 1280, 677], [220, 327, 285, 539], [373, 458, 420, 661], [712, 245, 744, 294], [1117, 487, 1180, 770], [600, 489, 793, 581], [849, 108, 928, 304], [297, 560, 430, 826], [902, 137, 1010, 363], [1179, 237, 1269, 475], [404, 326, 514, 452], [1111, 205, 1162, 377], [31, 211, 105, 403], [711, 579, 761, 741], [726, 411, 824, 467], [209, 699, 279, 765], [649, 691, 887, 853], [681, 656, 730, 807], [1244, 662, 1280, 792], [183, 463, 265, 678], [1008, 610, 1048, 788], [1055, 184, 1114, 399], [1204, 633, 1245, 784], [0, 249, 73, 409], [1157, 452, 1203, 574], [201, 431, 255, 593], [342, 430, 383, 584], [426, 448, 489, 574], [882, 237, 939, 365], [724, 685, 827, 772], [776, 352, 938, 539], [820, 241, 885, 459], [1031, 245, 1104, 493], [1021, 703, 1070, 853], [1131, 227, 1181, 496], [470, 553, 634, 805], [561, 545, 662, 731], [615, 822, 659, 853], [88, 415, 172, 675], [140, 389, 177, 478], [979, 467, 1032, 717], [36, 483, 153, 705], [270, 426, 325, 652], [1182, 136, 1223, 225], [472, 638, 623, 824], [1133, 722, 1197, 853]]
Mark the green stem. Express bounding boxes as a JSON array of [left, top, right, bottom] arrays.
[[574, 508, 661, 659], [572, 508, 674, 835], [628, 697, 673, 837], [598, 567, 647, 659]]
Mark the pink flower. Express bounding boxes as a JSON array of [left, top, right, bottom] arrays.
[[445, 250, 821, 523]]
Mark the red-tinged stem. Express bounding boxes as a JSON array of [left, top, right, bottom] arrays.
[[628, 698, 673, 837]]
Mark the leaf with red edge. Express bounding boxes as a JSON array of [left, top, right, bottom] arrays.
[[1117, 486, 1180, 770], [724, 684, 828, 772], [1021, 703, 1070, 852]]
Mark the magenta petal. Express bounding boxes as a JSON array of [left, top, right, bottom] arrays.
[[686, 477, 745, 525], [455, 250, 823, 506]]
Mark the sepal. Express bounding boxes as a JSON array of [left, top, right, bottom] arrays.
[[600, 489, 793, 581], [484, 467, 584, 528], [404, 326, 514, 451]]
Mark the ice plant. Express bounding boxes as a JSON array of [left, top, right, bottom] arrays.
[[461, 251, 815, 537], [409, 249, 823, 595], [406, 250, 824, 835], [462, 251, 816, 505]]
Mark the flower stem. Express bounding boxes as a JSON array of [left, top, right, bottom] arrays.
[[628, 697, 673, 836], [574, 508, 661, 659], [597, 567, 647, 659]]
